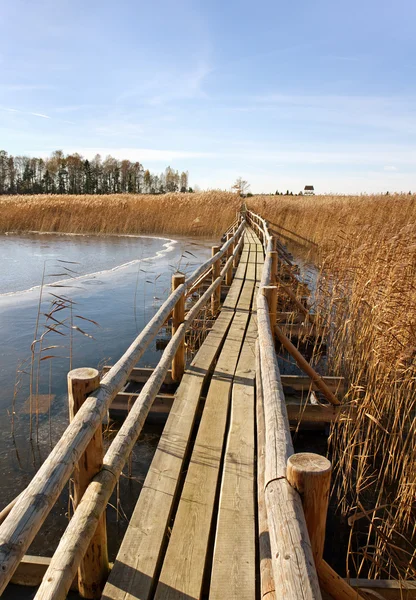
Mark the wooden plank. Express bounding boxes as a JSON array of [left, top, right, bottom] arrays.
[[154, 310, 251, 599], [221, 245, 249, 310], [101, 367, 175, 386], [286, 403, 355, 423], [281, 375, 345, 394], [110, 391, 175, 418], [350, 579, 416, 600], [210, 316, 257, 599]]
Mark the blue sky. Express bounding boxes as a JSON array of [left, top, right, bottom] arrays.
[[1, 0, 415, 193]]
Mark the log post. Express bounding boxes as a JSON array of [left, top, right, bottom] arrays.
[[287, 453, 366, 600], [68, 368, 108, 599], [286, 453, 332, 565], [171, 272, 185, 382], [233, 236, 240, 269], [261, 285, 278, 330], [270, 250, 278, 284], [211, 246, 221, 315], [226, 233, 233, 286]]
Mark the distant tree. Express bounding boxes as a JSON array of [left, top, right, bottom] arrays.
[[83, 160, 93, 194], [0, 149, 194, 196], [180, 171, 188, 192], [232, 177, 250, 196], [0, 150, 8, 194]]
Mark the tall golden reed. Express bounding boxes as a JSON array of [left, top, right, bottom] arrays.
[[0, 192, 241, 237], [249, 193, 416, 579]]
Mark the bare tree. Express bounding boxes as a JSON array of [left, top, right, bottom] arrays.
[[232, 177, 250, 196]]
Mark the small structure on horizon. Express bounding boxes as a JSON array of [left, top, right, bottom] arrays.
[[304, 185, 315, 195]]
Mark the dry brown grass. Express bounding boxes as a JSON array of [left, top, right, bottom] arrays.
[[0, 192, 241, 237], [248, 193, 416, 258], [249, 193, 416, 579]]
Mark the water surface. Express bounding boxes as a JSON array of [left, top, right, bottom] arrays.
[[0, 231, 213, 561]]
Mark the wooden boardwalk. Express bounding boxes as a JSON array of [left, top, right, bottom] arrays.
[[103, 229, 263, 600], [0, 213, 411, 600]]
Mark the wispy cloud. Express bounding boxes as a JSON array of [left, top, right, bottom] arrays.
[[30, 112, 50, 119], [117, 62, 212, 106], [0, 106, 51, 119]]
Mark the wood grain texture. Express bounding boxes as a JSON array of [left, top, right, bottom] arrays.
[[256, 343, 276, 600], [209, 315, 257, 599], [287, 453, 332, 565]]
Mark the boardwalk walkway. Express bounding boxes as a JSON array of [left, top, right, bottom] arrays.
[[0, 213, 406, 600], [103, 229, 263, 599]]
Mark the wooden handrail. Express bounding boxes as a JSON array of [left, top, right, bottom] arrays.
[[34, 238, 243, 600], [251, 207, 323, 599], [0, 218, 245, 595]]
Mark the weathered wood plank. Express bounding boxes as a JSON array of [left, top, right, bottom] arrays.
[[210, 316, 257, 599], [101, 367, 175, 385], [281, 375, 345, 393]]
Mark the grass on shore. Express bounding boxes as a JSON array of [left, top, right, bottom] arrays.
[[0, 192, 241, 237]]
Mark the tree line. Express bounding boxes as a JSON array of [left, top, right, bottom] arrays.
[[0, 150, 191, 195]]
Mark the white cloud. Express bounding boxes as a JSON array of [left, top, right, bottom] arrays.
[[383, 165, 398, 171], [30, 112, 50, 119]]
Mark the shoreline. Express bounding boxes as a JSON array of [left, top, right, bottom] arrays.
[[0, 232, 178, 299]]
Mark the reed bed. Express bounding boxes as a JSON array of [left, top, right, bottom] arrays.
[[0, 192, 241, 237], [249, 193, 416, 579]]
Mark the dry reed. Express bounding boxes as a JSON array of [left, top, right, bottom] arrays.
[[249, 193, 416, 579], [0, 192, 241, 237]]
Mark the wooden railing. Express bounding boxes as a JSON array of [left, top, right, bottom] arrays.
[[247, 209, 365, 600], [0, 217, 245, 598]]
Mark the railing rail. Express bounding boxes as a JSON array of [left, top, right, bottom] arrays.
[[247, 209, 323, 599], [0, 217, 245, 596]]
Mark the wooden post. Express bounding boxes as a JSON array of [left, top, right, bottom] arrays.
[[261, 285, 278, 330], [270, 250, 278, 284], [225, 233, 233, 286], [286, 453, 366, 600], [233, 240, 240, 269], [171, 273, 185, 382], [286, 453, 332, 565], [211, 245, 221, 315], [68, 368, 108, 599]]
